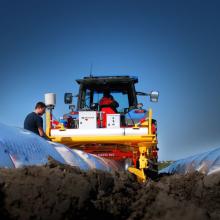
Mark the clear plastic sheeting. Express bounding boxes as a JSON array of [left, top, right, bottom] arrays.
[[160, 147, 220, 175], [0, 123, 118, 172]]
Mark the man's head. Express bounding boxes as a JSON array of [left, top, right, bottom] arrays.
[[35, 102, 46, 116], [103, 90, 111, 98]]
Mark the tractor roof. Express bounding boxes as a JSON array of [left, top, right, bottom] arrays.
[[76, 75, 138, 85]]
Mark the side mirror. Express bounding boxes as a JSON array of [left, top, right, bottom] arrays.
[[64, 93, 73, 104], [150, 91, 159, 102]]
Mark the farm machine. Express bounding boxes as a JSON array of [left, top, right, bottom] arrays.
[[45, 75, 159, 182]]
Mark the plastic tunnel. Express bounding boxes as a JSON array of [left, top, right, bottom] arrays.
[[0, 123, 119, 172], [160, 147, 220, 175]]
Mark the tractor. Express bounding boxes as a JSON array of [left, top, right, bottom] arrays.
[[45, 75, 159, 182]]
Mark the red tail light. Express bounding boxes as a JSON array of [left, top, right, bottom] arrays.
[[70, 111, 79, 115], [135, 110, 145, 113]]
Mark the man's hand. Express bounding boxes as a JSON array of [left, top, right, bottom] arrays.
[[38, 127, 51, 141]]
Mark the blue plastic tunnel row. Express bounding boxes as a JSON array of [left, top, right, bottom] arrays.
[[0, 123, 119, 172], [160, 146, 220, 175]]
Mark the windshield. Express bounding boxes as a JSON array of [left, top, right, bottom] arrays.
[[81, 89, 129, 112], [93, 91, 129, 112], [79, 83, 137, 111]]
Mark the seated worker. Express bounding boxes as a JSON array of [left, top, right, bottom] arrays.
[[99, 91, 119, 127], [99, 91, 119, 113]]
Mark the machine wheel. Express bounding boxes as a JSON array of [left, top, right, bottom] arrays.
[[144, 168, 158, 180], [144, 159, 159, 180]]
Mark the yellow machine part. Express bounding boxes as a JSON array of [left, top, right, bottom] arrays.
[[46, 108, 157, 182], [128, 144, 150, 182]]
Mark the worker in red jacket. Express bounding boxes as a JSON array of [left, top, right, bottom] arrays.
[[99, 91, 119, 127]]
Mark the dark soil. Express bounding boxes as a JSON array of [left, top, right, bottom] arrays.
[[0, 159, 220, 220]]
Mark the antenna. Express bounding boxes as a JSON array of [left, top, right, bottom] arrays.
[[89, 63, 93, 77]]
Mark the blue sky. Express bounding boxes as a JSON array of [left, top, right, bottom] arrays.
[[1, 0, 220, 160]]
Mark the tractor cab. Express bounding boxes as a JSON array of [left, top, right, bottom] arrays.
[[64, 76, 158, 127], [76, 75, 138, 112]]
